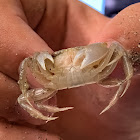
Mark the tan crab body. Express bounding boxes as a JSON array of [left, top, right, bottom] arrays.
[[18, 41, 133, 121]]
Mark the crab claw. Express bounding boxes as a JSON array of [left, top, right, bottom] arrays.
[[73, 43, 108, 69], [73, 49, 85, 65], [36, 52, 54, 70]]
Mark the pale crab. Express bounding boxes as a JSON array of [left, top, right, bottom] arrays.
[[18, 41, 133, 121]]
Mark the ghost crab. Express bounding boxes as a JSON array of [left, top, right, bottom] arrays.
[[18, 41, 133, 121]]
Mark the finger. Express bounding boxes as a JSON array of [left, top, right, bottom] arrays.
[[96, 3, 140, 51], [20, 0, 46, 29], [92, 3, 140, 74], [0, 118, 60, 140], [34, 0, 110, 50], [0, 0, 53, 80], [0, 72, 19, 121]]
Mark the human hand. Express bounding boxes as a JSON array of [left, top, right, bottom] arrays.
[[37, 1, 140, 140], [0, 0, 140, 140]]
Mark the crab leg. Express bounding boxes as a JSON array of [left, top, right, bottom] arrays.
[[18, 88, 73, 120], [18, 57, 50, 107], [18, 58, 32, 106], [24, 88, 73, 113], [100, 82, 126, 115], [99, 42, 133, 114], [120, 45, 133, 97], [18, 93, 58, 121], [36, 103, 73, 113], [17, 87, 57, 120], [18, 88, 71, 120]]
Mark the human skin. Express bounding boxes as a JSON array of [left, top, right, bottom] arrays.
[[0, 0, 140, 140], [0, 119, 60, 140]]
